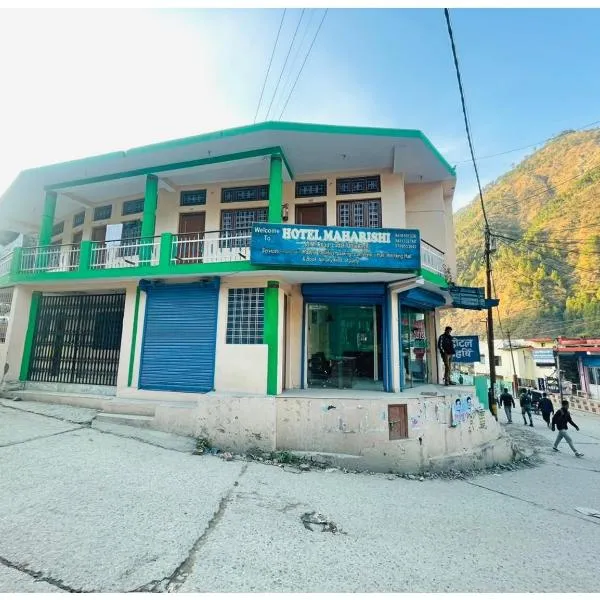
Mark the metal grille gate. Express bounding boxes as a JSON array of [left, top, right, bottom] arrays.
[[28, 293, 126, 386]]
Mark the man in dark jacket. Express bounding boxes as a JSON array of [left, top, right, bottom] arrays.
[[519, 388, 534, 427], [538, 393, 554, 428], [438, 326, 455, 386], [552, 400, 583, 457], [499, 387, 515, 423]]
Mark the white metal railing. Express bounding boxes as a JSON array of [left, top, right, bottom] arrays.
[[421, 240, 445, 276], [0, 251, 13, 278], [20, 244, 80, 273], [90, 237, 160, 270], [171, 230, 251, 265]]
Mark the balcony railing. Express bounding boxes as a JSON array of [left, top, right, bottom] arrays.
[[171, 230, 251, 265], [4, 228, 449, 281], [420, 240, 445, 276], [20, 244, 81, 273], [90, 237, 160, 270], [0, 252, 13, 278]]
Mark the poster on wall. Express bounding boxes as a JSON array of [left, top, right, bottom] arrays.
[[452, 336, 481, 363], [451, 395, 476, 427], [546, 377, 560, 394]]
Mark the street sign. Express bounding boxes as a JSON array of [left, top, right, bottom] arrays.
[[452, 336, 481, 363], [532, 349, 555, 365]]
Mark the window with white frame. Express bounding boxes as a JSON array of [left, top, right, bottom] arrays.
[[226, 288, 265, 344]]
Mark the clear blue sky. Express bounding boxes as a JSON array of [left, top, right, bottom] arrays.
[[1, 8, 599, 211]]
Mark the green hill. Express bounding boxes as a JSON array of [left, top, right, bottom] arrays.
[[450, 128, 600, 339]]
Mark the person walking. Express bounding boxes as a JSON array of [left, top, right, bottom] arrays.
[[438, 326, 455, 386], [499, 387, 515, 423], [538, 392, 555, 428], [552, 400, 583, 457], [519, 388, 534, 427]]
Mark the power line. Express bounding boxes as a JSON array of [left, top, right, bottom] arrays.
[[274, 9, 315, 117], [264, 9, 306, 121], [253, 9, 287, 124], [453, 119, 600, 165], [278, 9, 328, 120], [444, 7, 497, 392]]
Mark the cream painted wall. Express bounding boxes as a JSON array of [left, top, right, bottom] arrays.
[[405, 182, 448, 255], [116, 284, 139, 390], [3, 286, 33, 382], [443, 195, 457, 277], [49, 169, 418, 248], [213, 275, 276, 395]]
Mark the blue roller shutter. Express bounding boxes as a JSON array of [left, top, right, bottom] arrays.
[[139, 279, 219, 393]]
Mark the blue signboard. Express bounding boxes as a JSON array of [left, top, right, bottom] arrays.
[[250, 224, 421, 271], [532, 348, 555, 365], [453, 336, 481, 363], [448, 286, 499, 310]]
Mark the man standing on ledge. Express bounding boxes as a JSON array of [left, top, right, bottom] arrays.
[[438, 326, 456, 386]]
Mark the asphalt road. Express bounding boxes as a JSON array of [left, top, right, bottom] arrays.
[[1, 399, 599, 593]]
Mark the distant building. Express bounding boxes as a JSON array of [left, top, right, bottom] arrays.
[[472, 337, 600, 400]]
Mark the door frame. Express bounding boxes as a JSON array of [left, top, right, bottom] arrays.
[[295, 202, 327, 226]]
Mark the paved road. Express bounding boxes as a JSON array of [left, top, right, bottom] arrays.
[[1, 399, 599, 593]]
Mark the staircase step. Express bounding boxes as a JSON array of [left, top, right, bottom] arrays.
[[15, 390, 108, 410], [94, 413, 154, 429], [100, 399, 159, 417]]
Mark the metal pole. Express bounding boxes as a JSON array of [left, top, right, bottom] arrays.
[[506, 329, 519, 396], [485, 231, 497, 396]]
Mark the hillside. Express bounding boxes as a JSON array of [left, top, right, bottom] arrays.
[[450, 128, 600, 340]]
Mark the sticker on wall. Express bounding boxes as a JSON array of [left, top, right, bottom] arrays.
[[410, 415, 422, 430]]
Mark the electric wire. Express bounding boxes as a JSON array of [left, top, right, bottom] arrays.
[[253, 9, 287, 124], [278, 9, 328, 120], [264, 9, 306, 121]]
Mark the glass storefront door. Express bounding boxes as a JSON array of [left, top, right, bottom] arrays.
[[400, 307, 429, 388], [306, 303, 383, 391]]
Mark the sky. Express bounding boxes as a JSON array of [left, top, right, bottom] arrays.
[[1, 8, 599, 212]]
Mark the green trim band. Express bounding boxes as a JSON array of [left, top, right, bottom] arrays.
[[264, 281, 280, 395], [127, 287, 141, 387], [45, 146, 292, 191], [20, 291, 41, 381], [421, 268, 449, 288]]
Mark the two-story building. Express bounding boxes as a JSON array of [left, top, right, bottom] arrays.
[[0, 122, 511, 471]]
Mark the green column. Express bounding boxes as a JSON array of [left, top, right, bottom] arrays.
[[268, 155, 283, 223], [38, 191, 57, 247], [159, 232, 174, 268], [140, 175, 159, 263], [20, 291, 41, 381], [264, 281, 280, 395], [141, 175, 158, 239]]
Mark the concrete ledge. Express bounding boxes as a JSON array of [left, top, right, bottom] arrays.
[[91, 420, 196, 452], [15, 390, 108, 410], [94, 413, 155, 429]]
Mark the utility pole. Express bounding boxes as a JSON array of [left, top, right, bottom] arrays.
[[506, 329, 519, 396], [445, 8, 497, 400], [485, 230, 497, 397]]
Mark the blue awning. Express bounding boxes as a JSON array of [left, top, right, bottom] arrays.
[[399, 288, 446, 310], [583, 355, 600, 368]]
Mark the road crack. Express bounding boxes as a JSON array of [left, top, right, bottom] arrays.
[[0, 554, 91, 592], [135, 463, 249, 593], [0, 427, 86, 448], [462, 479, 600, 526]]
